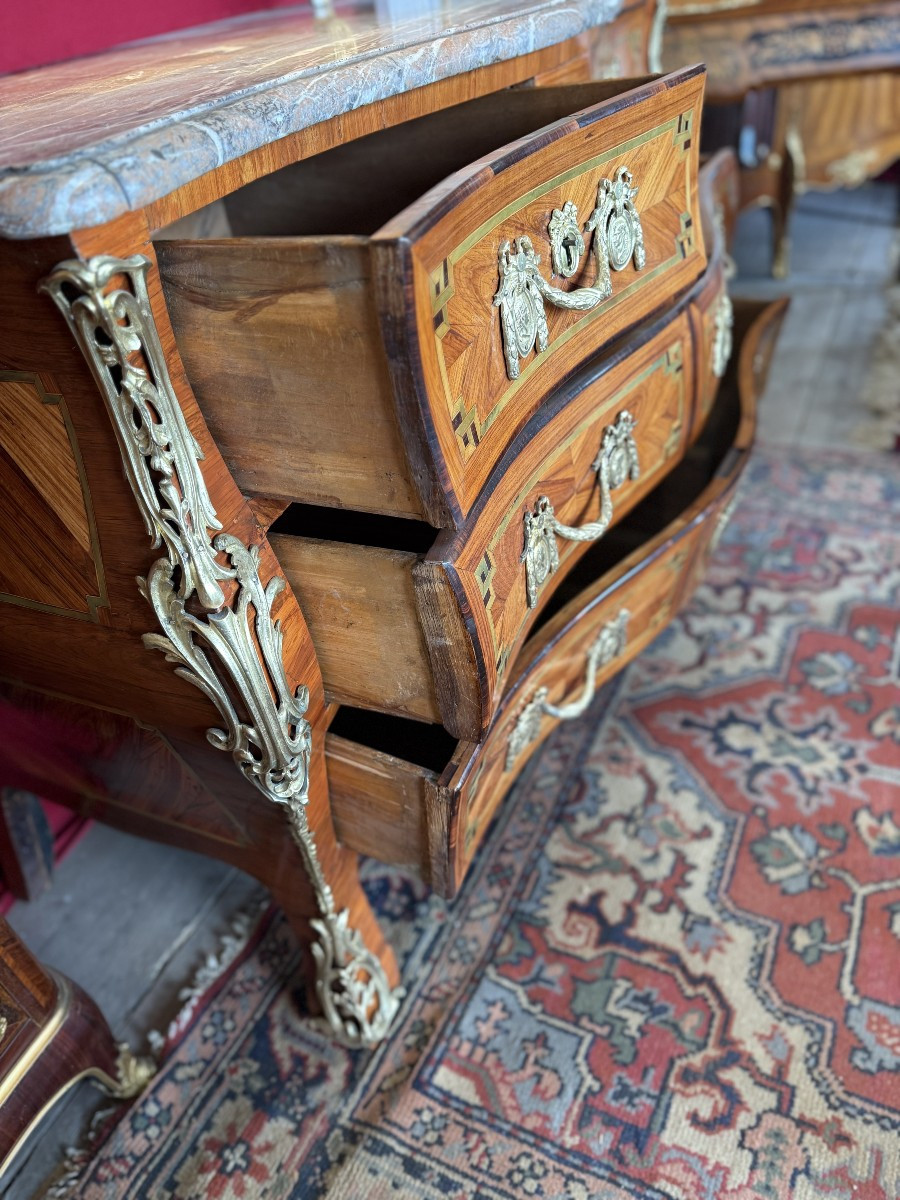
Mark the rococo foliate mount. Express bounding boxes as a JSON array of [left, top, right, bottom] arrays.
[[494, 166, 646, 380], [40, 253, 403, 1048]]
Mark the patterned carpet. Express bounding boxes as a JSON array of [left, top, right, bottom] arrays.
[[60, 447, 900, 1200]]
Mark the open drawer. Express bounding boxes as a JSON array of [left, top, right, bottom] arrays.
[[270, 301, 696, 739], [156, 68, 706, 528], [324, 296, 788, 898]]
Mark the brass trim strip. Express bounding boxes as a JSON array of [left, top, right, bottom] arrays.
[[0, 973, 70, 1108]]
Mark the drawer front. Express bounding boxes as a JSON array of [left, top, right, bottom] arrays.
[[448, 508, 727, 890], [700, 148, 740, 257], [690, 150, 739, 437], [421, 310, 694, 739], [374, 67, 706, 526], [440, 296, 784, 892]]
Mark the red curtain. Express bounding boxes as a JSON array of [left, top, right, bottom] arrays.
[[1, 1, 305, 75]]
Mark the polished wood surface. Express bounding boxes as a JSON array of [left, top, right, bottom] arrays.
[[1, 22, 661, 1023], [157, 237, 425, 520], [783, 71, 900, 191], [425, 308, 693, 737], [269, 537, 441, 723], [0, 918, 131, 1177], [453, 305, 786, 891], [0, 372, 106, 621], [663, 0, 900, 276], [326, 296, 787, 896], [265, 148, 734, 743], [326, 737, 430, 875], [689, 151, 738, 428], [0, 0, 619, 237], [0, 213, 398, 996], [590, 0, 660, 78], [704, 70, 900, 275], [0, 10, 712, 1035], [269, 302, 696, 741], [375, 69, 706, 526]]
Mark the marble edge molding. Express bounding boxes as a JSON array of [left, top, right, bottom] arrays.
[[0, 0, 624, 240]]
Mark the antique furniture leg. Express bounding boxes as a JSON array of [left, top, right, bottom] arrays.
[[42, 230, 402, 1044], [0, 790, 53, 904], [771, 120, 798, 279], [0, 211, 401, 1046], [0, 917, 154, 1180]]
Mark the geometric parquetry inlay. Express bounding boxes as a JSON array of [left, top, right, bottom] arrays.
[[0, 370, 107, 620]]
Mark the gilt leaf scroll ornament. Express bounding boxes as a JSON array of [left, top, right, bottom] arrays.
[[494, 166, 646, 380], [586, 166, 646, 287], [41, 254, 402, 1047], [522, 410, 640, 608], [493, 236, 602, 380]]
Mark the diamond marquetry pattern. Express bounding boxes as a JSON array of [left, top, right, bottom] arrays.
[[0, 372, 105, 619]]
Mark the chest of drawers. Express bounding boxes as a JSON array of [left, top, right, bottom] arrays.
[[0, 0, 785, 1046]]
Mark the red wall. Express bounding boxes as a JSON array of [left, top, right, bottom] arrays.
[[1, 1, 305, 75]]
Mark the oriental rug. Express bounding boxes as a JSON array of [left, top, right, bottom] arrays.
[[59, 447, 900, 1200]]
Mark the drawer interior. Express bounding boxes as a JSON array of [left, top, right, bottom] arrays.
[[155, 80, 652, 240]]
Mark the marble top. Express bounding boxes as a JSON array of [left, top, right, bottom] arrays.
[[0, 0, 623, 239]]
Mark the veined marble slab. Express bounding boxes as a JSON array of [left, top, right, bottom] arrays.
[[0, 0, 625, 239]]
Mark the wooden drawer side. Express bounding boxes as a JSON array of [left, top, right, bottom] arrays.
[[271, 535, 441, 724], [157, 237, 425, 519], [326, 734, 433, 877]]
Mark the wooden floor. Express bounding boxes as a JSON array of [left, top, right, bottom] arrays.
[[5, 180, 898, 1199]]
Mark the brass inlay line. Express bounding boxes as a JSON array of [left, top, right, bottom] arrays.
[[0, 975, 70, 1107], [444, 114, 684, 273]]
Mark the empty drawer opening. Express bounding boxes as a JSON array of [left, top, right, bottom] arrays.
[[270, 502, 436, 554], [154, 80, 653, 240], [328, 706, 457, 773]]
